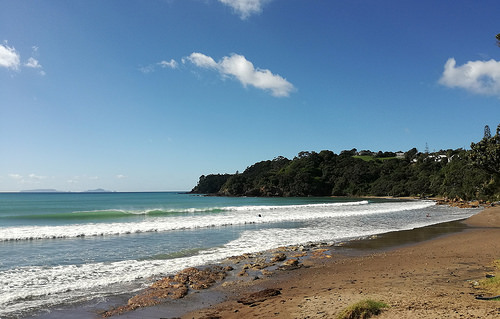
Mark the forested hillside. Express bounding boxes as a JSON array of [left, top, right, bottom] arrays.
[[191, 125, 500, 201]]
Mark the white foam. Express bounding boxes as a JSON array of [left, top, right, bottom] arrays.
[[0, 200, 415, 242], [226, 200, 370, 211], [0, 200, 479, 318]]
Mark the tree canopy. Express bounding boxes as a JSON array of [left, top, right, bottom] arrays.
[[192, 125, 500, 201], [470, 124, 500, 175]]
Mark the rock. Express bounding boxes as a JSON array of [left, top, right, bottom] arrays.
[[225, 253, 255, 264], [261, 269, 273, 276], [283, 258, 299, 266], [469, 200, 480, 207], [238, 269, 248, 277], [311, 248, 332, 259], [271, 253, 287, 262], [435, 198, 487, 208], [279, 258, 301, 270], [251, 262, 272, 270], [102, 265, 228, 316]]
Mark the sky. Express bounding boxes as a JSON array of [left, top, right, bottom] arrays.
[[1, 0, 499, 192]]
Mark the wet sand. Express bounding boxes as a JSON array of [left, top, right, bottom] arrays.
[[181, 207, 500, 318]]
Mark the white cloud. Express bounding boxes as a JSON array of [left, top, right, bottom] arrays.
[[116, 174, 127, 179], [28, 173, 46, 180], [8, 173, 46, 185], [0, 42, 45, 75], [185, 52, 295, 97], [186, 53, 218, 69], [439, 58, 500, 97], [218, 0, 271, 19], [25, 57, 46, 75], [140, 58, 178, 73], [158, 59, 178, 69], [139, 64, 155, 74], [0, 42, 21, 70], [25, 57, 41, 69]]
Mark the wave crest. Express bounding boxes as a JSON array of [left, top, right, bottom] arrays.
[[0, 200, 433, 242]]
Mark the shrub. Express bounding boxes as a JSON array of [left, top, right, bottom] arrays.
[[336, 299, 388, 319]]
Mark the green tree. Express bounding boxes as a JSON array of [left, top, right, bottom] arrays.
[[470, 124, 500, 175], [191, 174, 232, 194], [484, 125, 492, 139], [469, 124, 500, 200], [191, 134, 500, 199], [439, 152, 490, 200]]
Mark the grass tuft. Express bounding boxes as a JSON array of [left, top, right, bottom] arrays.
[[336, 299, 388, 319], [479, 276, 500, 295], [477, 259, 500, 297]]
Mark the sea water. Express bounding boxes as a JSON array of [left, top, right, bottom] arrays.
[[0, 192, 480, 318]]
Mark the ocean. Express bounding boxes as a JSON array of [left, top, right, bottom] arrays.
[[0, 192, 480, 318]]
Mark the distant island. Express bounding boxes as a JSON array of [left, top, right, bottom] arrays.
[[191, 125, 500, 202]]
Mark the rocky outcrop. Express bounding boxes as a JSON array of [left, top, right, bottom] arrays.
[[435, 198, 492, 208], [102, 244, 331, 317], [102, 266, 230, 317]]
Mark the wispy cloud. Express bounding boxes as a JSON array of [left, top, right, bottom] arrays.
[[158, 59, 178, 69], [439, 58, 500, 97], [139, 59, 178, 73], [8, 174, 23, 180], [28, 173, 46, 180], [139, 64, 155, 74], [0, 42, 45, 75], [218, 0, 272, 19], [25, 57, 41, 68], [116, 174, 127, 179], [0, 42, 20, 70], [185, 52, 295, 97], [66, 175, 101, 184], [8, 173, 46, 184]]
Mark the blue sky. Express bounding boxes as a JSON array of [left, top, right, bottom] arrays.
[[1, 0, 499, 192]]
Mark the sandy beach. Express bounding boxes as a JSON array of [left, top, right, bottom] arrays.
[[176, 206, 500, 319]]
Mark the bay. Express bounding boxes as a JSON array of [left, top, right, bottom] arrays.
[[0, 192, 480, 318]]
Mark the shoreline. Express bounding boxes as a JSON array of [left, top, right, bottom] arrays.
[[107, 209, 491, 318], [180, 206, 500, 318], [32, 203, 496, 319]]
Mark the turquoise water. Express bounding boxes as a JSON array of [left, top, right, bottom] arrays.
[[0, 192, 480, 318]]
